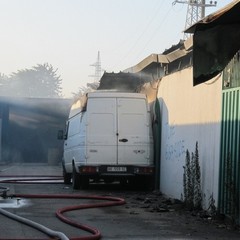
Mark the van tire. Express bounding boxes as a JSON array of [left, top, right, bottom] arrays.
[[63, 169, 71, 184], [72, 166, 81, 190]]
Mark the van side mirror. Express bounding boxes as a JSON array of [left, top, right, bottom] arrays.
[[57, 130, 64, 140]]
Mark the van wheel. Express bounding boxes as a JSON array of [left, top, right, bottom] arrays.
[[72, 166, 81, 190], [63, 169, 71, 184]]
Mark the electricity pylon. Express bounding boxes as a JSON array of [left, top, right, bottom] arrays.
[[89, 51, 103, 82], [173, 0, 217, 39]]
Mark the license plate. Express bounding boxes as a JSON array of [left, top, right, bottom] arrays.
[[107, 167, 127, 172]]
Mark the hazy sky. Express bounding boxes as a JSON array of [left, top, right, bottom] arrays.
[[0, 0, 233, 98]]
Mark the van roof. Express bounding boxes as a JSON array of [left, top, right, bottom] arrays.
[[69, 91, 147, 118], [88, 91, 146, 99]]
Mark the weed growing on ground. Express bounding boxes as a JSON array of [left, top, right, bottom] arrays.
[[183, 142, 202, 210]]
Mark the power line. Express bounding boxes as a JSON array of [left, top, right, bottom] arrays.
[[109, 0, 167, 71]]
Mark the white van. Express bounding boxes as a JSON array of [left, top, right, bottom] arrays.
[[59, 91, 154, 189]]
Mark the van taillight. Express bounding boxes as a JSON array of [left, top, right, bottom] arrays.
[[79, 166, 98, 173], [134, 167, 154, 174]]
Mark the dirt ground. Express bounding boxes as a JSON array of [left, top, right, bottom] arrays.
[[88, 184, 240, 240], [116, 190, 240, 239]]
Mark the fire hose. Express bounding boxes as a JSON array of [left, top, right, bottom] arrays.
[[0, 176, 126, 240]]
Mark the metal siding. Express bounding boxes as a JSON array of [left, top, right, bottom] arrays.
[[220, 87, 240, 223]]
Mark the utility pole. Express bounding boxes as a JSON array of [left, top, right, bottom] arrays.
[[89, 51, 102, 82], [173, 0, 217, 39]]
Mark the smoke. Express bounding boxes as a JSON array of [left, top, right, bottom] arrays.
[[0, 96, 71, 165], [98, 71, 159, 103], [98, 72, 148, 92]]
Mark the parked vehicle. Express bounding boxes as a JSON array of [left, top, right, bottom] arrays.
[[58, 91, 154, 189]]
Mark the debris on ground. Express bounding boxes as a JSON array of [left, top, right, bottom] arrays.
[[115, 189, 240, 234]]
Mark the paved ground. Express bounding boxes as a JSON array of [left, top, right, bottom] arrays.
[[0, 164, 240, 239]]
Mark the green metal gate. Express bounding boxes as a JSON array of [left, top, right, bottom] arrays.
[[219, 52, 240, 223]]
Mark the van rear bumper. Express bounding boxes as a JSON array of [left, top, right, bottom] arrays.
[[78, 165, 154, 177]]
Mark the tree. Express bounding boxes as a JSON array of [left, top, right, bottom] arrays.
[[0, 63, 62, 98], [0, 73, 10, 96]]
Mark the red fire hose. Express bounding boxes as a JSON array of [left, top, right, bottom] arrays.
[[0, 177, 126, 240]]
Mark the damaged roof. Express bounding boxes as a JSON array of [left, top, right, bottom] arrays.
[[125, 1, 240, 86], [185, 0, 240, 85], [124, 37, 193, 74], [98, 72, 151, 92], [185, 0, 240, 33]]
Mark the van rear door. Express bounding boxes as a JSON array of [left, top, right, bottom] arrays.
[[86, 95, 151, 166], [86, 98, 117, 164], [117, 97, 150, 165]]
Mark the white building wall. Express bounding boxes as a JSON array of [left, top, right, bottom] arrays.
[[158, 67, 222, 208]]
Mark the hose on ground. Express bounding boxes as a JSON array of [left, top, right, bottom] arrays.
[[0, 185, 9, 197], [0, 175, 62, 184], [0, 207, 69, 240], [0, 176, 126, 240], [12, 194, 125, 240]]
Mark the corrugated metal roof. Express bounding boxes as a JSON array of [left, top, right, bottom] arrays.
[[124, 39, 192, 74], [124, 54, 158, 73], [165, 48, 188, 63], [157, 54, 169, 63], [185, 0, 240, 33]]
